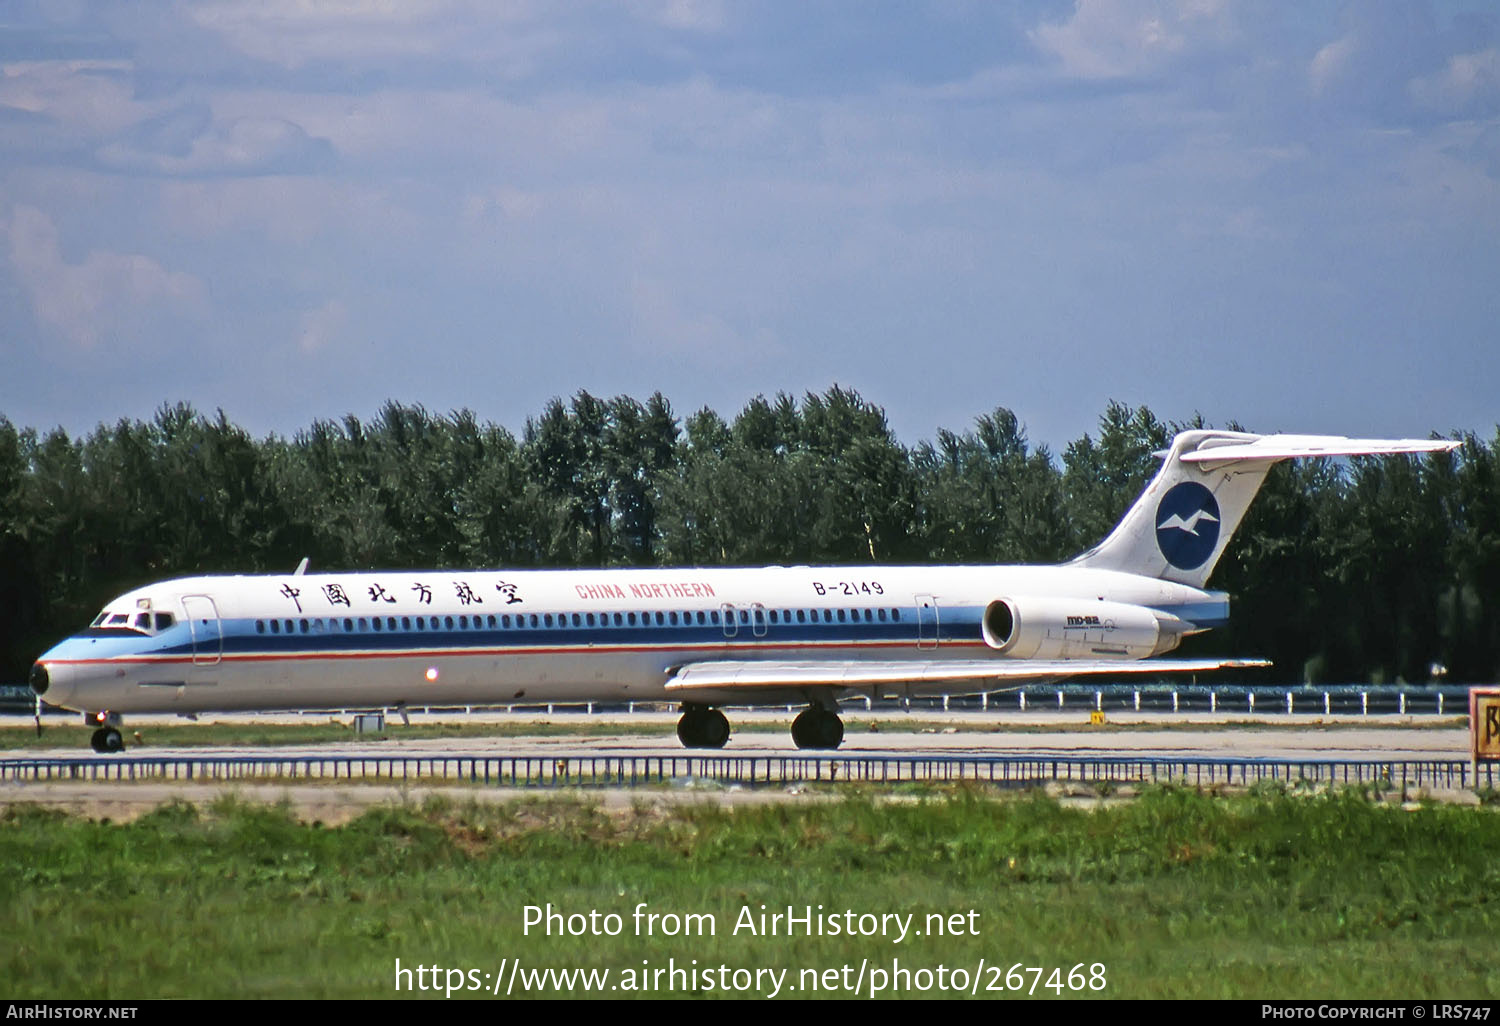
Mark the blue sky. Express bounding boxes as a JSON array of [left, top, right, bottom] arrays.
[[2, 1, 1496, 451]]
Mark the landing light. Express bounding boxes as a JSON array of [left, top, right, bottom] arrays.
[[425, 667, 439, 683]]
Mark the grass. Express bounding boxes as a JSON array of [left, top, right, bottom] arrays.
[[3, 787, 1498, 999]]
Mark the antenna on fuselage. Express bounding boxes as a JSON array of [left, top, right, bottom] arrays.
[[294, 557, 310, 576]]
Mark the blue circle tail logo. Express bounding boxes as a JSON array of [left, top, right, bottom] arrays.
[[1155, 481, 1221, 570]]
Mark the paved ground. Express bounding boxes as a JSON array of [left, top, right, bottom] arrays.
[[4, 708, 1473, 761], [1, 709, 1483, 816]]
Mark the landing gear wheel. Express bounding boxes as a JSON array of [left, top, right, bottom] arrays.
[[791, 708, 844, 750], [676, 707, 730, 749], [90, 726, 124, 753]]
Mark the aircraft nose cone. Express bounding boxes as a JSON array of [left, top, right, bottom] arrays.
[[28, 662, 49, 696]]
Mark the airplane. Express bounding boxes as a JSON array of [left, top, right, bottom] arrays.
[[28, 429, 1458, 754]]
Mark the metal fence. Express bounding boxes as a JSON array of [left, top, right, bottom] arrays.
[[1, 752, 1492, 790]]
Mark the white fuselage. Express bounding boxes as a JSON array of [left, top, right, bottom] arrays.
[[35, 564, 1227, 716]]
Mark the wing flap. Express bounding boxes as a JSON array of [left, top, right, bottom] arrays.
[[664, 658, 1271, 692]]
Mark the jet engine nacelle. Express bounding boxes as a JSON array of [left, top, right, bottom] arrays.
[[981, 597, 1170, 660]]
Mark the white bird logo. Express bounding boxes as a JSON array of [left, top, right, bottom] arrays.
[[1156, 508, 1220, 536]]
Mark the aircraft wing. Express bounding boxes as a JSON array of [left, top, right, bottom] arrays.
[[663, 657, 1271, 692], [1179, 434, 1458, 465]]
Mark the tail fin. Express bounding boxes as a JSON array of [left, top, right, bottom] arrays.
[[1068, 430, 1458, 588]]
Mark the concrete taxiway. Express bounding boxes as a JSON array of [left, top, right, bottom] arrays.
[[4, 707, 1472, 763]]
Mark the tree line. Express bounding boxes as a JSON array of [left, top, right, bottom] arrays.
[[2, 388, 1496, 686]]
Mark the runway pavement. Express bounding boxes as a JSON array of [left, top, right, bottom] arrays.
[[4, 708, 1472, 763]]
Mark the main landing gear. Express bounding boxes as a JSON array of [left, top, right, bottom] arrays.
[[676, 705, 731, 749], [790, 707, 844, 750], [674, 703, 846, 750]]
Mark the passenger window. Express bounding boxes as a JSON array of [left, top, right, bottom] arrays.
[[460, 616, 468, 629], [613, 613, 623, 626], [669, 611, 678, 625], [270, 620, 280, 634], [655, 612, 664, 625], [256, 620, 265, 633], [823, 610, 832, 622], [446, 616, 455, 629], [628, 612, 637, 626], [878, 608, 887, 622], [837, 609, 846, 622], [488, 615, 497, 628], [300, 619, 309, 633], [891, 608, 901, 621], [587, 613, 596, 626], [573, 613, 582, 626], [373, 617, 382, 632], [402, 617, 411, 630], [797, 610, 806, 623]]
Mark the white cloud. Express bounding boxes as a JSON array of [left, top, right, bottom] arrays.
[[187, 0, 548, 71], [1409, 48, 1500, 116], [6, 204, 207, 351], [298, 297, 347, 352], [0, 60, 149, 134], [1030, 0, 1236, 80], [630, 0, 727, 33], [628, 274, 776, 361], [99, 116, 336, 176], [1308, 36, 1355, 97]]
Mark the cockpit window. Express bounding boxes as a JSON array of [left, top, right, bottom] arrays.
[[85, 605, 175, 636], [84, 610, 149, 637]]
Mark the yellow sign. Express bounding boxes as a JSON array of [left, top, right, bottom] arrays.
[[1470, 689, 1500, 762], [1089, 710, 1106, 726]]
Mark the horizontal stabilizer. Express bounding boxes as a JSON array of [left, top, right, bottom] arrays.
[[1071, 429, 1460, 588], [664, 658, 1271, 692], [1180, 434, 1458, 466]]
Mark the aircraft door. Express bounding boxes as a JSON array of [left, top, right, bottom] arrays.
[[182, 595, 223, 666], [751, 603, 768, 638], [720, 603, 738, 639], [916, 595, 939, 650]]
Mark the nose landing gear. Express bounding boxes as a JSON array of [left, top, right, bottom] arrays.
[[90, 726, 125, 753], [676, 705, 731, 749], [87, 712, 125, 753]]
